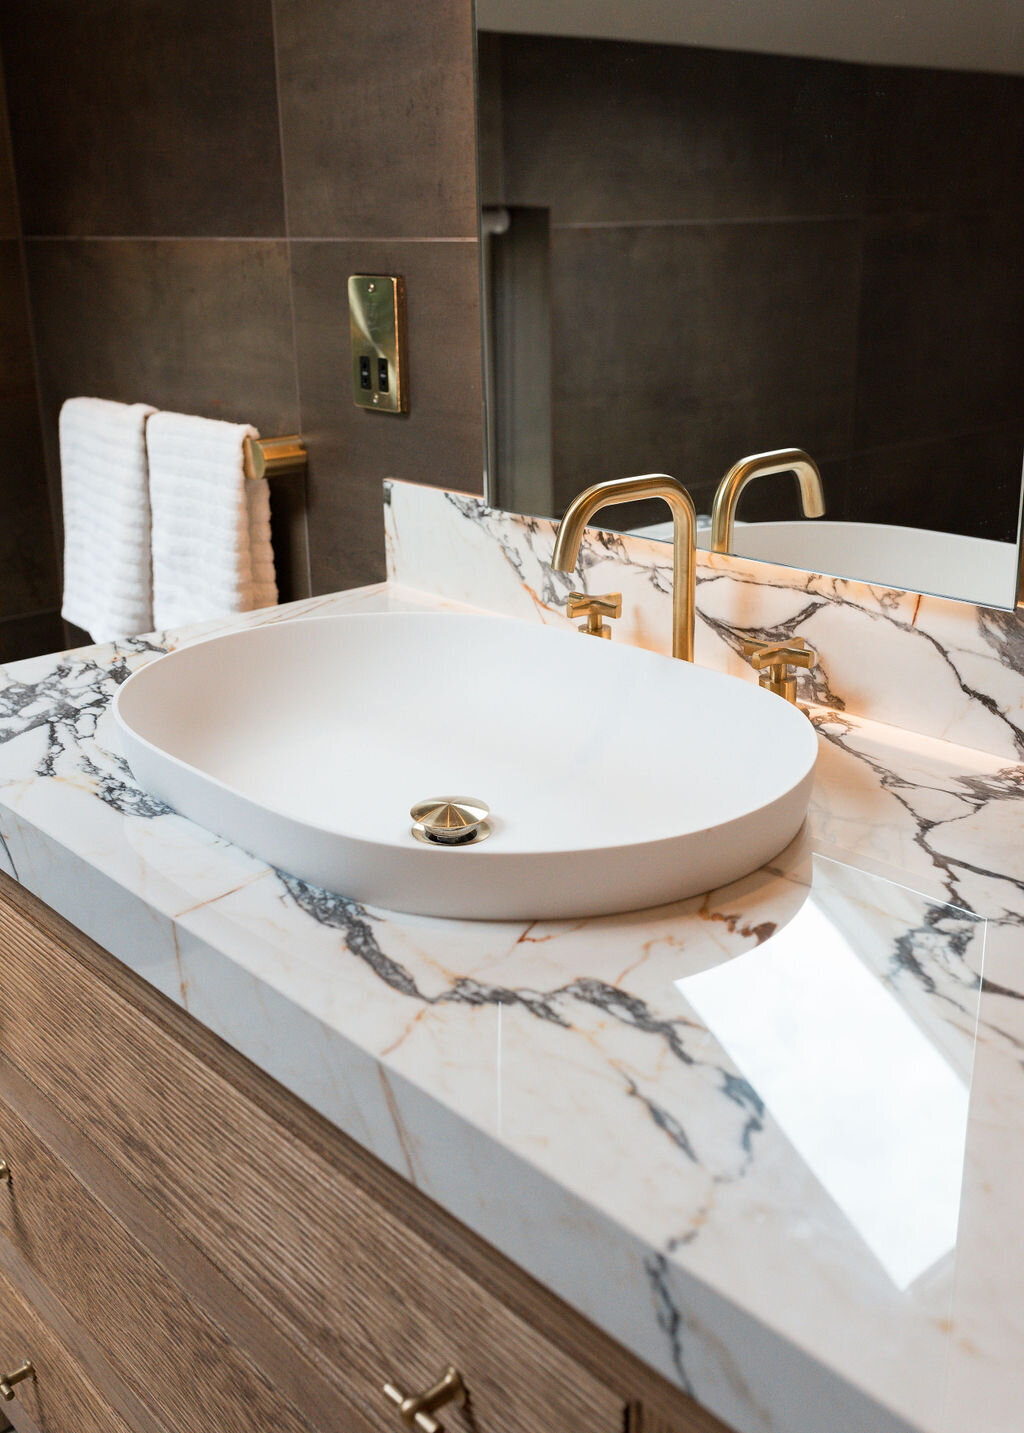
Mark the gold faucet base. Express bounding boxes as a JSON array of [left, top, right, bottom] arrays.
[[741, 636, 815, 708], [567, 591, 621, 640], [758, 671, 798, 703]]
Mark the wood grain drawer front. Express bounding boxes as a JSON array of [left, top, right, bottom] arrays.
[[0, 1264, 132, 1433], [0, 886, 628, 1433], [0, 1092, 319, 1433]]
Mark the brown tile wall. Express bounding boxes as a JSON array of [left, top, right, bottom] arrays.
[[0, 63, 61, 663], [0, 0, 483, 654], [8, 10, 1017, 661], [481, 33, 1024, 540]]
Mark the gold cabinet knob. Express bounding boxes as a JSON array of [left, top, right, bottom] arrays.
[[383, 1364, 466, 1433], [566, 590, 622, 639], [741, 636, 815, 704], [0, 1362, 35, 1401], [0, 1161, 10, 1184]]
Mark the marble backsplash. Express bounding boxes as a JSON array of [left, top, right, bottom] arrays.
[[384, 480, 1024, 761]]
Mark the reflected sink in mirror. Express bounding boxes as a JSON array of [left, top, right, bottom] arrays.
[[633, 517, 1019, 606], [114, 612, 818, 920]]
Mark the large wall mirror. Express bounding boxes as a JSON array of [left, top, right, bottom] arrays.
[[475, 0, 1024, 608]]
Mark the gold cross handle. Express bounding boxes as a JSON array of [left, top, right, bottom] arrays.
[[566, 591, 623, 639], [741, 636, 816, 704]]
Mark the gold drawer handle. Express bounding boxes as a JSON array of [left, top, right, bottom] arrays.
[[0, 1161, 10, 1184], [0, 1362, 35, 1401], [383, 1364, 466, 1433]]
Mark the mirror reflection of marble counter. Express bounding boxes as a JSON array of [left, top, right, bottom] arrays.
[[1, 583, 1022, 1433]]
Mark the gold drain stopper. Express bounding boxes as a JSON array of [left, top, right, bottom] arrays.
[[411, 797, 491, 846]]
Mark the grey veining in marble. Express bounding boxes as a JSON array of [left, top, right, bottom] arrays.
[[0, 572, 1023, 1433], [384, 479, 1024, 760]]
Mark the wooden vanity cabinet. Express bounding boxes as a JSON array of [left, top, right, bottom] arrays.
[[0, 872, 729, 1433]]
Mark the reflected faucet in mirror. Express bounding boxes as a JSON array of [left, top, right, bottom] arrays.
[[710, 449, 825, 555], [551, 474, 697, 661]]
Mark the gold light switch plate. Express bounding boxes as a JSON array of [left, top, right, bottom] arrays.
[[348, 274, 407, 413]]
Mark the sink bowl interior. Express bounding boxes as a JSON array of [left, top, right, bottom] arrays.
[[115, 612, 818, 919]]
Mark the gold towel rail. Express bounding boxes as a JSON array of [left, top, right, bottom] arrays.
[[243, 434, 307, 480]]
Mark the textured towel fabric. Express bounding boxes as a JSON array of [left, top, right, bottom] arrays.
[[59, 397, 156, 641], [147, 411, 278, 631]]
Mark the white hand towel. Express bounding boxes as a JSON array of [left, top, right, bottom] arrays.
[[59, 396, 156, 641], [147, 411, 278, 631]]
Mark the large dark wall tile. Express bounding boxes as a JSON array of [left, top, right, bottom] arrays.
[[0, 0, 482, 643], [0, 240, 58, 620], [549, 221, 861, 513], [865, 67, 1024, 217], [0, 610, 64, 665], [25, 238, 299, 540], [476, 31, 506, 210], [0, 71, 57, 635], [0, 0, 284, 236], [495, 35, 868, 225], [854, 210, 1024, 451], [843, 429, 1024, 544], [290, 240, 483, 591], [0, 67, 17, 238], [275, 0, 478, 238]]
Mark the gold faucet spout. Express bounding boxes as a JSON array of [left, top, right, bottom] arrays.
[[710, 448, 824, 554], [551, 474, 697, 661]]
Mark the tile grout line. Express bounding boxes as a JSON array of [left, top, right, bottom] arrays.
[[21, 234, 479, 244], [552, 214, 860, 230], [0, 604, 64, 625], [550, 209, 1013, 230]]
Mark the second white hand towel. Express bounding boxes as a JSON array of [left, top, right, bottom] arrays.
[[147, 411, 278, 631]]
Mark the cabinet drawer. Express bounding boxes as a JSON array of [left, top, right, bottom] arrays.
[[0, 1087, 320, 1433], [0, 877, 628, 1433], [0, 1263, 131, 1433]]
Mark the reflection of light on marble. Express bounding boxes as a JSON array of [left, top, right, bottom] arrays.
[[496, 1000, 504, 1138], [678, 900, 970, 1291]]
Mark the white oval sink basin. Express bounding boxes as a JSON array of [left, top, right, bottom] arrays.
[[114, 612, 818, 920]]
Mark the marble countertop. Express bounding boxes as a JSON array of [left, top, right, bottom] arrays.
[[2, 582, 1023, 1433]]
